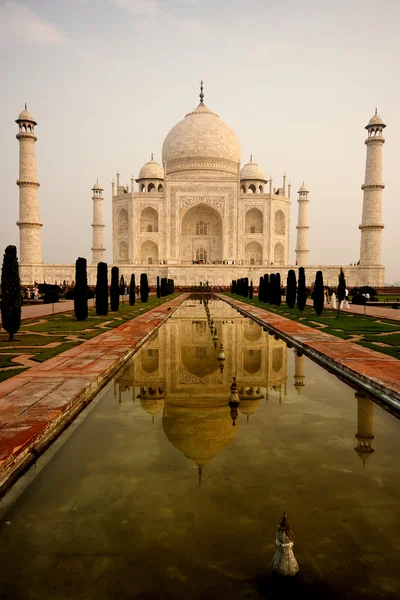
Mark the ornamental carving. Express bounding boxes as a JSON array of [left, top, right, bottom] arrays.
[[179, 370, 224, 385], [180, 196, 225, 214]]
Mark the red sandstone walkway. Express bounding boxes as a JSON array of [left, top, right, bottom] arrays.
[[0, 300, 75, 326], [0, 294, 188, 495], [221, 295, 400, 410], [305, 299, 400, 321]]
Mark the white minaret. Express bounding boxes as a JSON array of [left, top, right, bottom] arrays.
[[295, 183, 309, 266], [15, 105, 43, 264], [91, 180, 105, 264], [359, 110, 386, 266]]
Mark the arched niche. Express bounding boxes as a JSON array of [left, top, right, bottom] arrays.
[[158, 184, 164, 192], [119, 240, 129, 262], [181, 203, 223, 263], [274, 242, 284, 265], [245, 241, 263, 265], [140, 207, 159, 233], [148, 183, 156, 193], [118, 208, 129, 234], [244, 319, 262, 342], [248, 184, 256, 194], [141, 349, 159, 374], [275, 210, 285, 235], [141, 240, 159, 265], [240, 184, 246, 193], [181, 346, 218, 378], [245, 207, 263, 234], [243, 349, 261, 374]]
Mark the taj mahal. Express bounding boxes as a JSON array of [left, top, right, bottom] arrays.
[[14, 84, 386, 287]]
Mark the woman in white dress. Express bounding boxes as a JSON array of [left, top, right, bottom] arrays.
[[271, 512, 299, 576], [330, 291, 337, 309]]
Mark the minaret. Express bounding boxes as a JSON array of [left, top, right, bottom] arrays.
[[91, 180, 105, 264], [294, 351, 305, 394], [354, 393, 375, 466], [15, 105, 43, 264], [359, 110, 386, 266], [295, 183, 309, 266]]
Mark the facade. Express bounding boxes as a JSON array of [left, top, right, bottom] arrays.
[[14, 92, 386, 287]]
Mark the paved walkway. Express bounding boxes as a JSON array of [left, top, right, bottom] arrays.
[[306, 299, 400, 321], [221, 295, 400, 410], [0, 294, 188, 495], [0, 300, 75, 326]]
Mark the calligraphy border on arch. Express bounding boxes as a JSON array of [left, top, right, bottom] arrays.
[[179, 196, 225, 215]]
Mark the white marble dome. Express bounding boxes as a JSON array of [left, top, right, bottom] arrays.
[[162, 102, 241, 175], [240, 160, 266, 181], [368, 113, 384, 127], [138, 159, 164, 180], [16, 107, 36, 124]]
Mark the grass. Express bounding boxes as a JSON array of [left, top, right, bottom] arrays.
[[0, 294, 179, 382], [224, 293, 400, 360]]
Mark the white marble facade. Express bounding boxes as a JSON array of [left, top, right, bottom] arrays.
[[15, 93, 386, 288]]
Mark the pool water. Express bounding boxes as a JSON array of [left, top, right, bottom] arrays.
[[0, 298, 400, 600]]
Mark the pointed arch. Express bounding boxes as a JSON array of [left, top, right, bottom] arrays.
[[274, 242, 284, 265], [245, 207, 263, 234], [140, 207, 158, 232], [274, 210, 285, 235], [118, 209, 129, 234]]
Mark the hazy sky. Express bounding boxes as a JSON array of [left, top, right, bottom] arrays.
[[1, 0, 399, 283]]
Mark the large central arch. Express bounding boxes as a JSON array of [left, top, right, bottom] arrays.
[[181, 203, 223, 264]]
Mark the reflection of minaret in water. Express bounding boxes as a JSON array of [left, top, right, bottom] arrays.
[[138, 386, 165, 423], [294, 351, 305, 394], [354, 393, 375, 467]]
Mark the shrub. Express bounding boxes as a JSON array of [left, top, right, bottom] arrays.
[[258, 277, 264, 302], [263, 274, 269, 303], [74, 257, 88, 321], [286, 269, 296, 309], [297, 267, 307, 311], [276, 273, 282, 306], [43, 291, 59, 304], [249, 280, 253, 300], [352, 294, 366, 305], [140, 273, 149, 303], [110, 266, 120, 311], [95, 262, 108, 316], [269, 274, 276, 305], [129, 274, 136, 306], [1, 245, 22, 341], [313, 271, 324, 315]]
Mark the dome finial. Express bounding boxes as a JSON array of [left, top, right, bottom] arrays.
[[375, 107, 378, 115], [250, 153, 253, 162], [25, 102, 27, 110], [151, 152, 153, 160], [199, 79, 204, 104]]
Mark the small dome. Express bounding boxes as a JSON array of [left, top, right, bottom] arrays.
[[298, 183, 309, 193], [240, 159, 266, 182], [16, 106, 37, 125], [137, 159, 164, 180], [368, 113, 384, 126], [92, 181, 103, 191]]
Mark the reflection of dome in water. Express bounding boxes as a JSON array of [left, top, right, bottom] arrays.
[[162, 403, 237, 466], [238, 387, 263, 420], [140, 398, 165, 417]]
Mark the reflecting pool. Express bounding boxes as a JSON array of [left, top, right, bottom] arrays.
[[0, 298, 400, 600]]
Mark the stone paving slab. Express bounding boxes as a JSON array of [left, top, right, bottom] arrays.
[[0, 294, 188, 495], [0, 300, 75, 326], [221, 295, 400, 411]]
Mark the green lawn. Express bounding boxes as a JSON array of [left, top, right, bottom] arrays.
[[0, 294, 179, 382], [224, 293, 400, 360]]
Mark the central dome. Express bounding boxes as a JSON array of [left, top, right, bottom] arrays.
[[162, 102, 241, 176]]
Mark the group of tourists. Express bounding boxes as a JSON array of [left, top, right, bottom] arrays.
[[325, 288, 350, 310], [23, 286, 39, 300]]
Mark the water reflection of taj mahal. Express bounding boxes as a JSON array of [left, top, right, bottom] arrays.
[[115, 300, 376, 477]]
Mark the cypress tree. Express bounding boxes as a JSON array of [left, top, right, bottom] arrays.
[[297, 267, 307, 311], [337, 268, 347, 318], [110, 266, 120, 311], [263, 274, 269, 303], [286, 269, 296, 309], [244, 277, 249, 298], [74, 257, 88, 321], [258, 276, 264, 302], [269, 274, 276, 305], [276, 273, 282, 307], [156, 276, 161, 298], [140, 273, 149, 303], [313, 270, 324, 316], [1, 245, 22, 341], [95, 262, 108, 316], [249, 280, 253, 300], [129, 274, 136, 306]]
